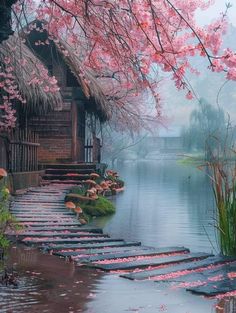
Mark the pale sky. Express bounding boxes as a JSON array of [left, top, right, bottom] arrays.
[[197, 0, 236, 25]]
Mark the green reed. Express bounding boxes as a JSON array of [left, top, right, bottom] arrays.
[[207, 160, 236, 256]]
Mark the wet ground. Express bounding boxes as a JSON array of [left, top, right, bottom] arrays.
[[1, 160, 235, 312]]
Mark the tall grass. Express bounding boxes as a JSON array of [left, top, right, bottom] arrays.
[[207, 160, 236, 256], [202, 124, 236, 256]]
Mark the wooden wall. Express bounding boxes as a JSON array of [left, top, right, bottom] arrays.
[[0, 137, 7, 170]]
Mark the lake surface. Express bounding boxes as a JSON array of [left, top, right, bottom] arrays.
[[96, 159, 218, 253], [1, 159, 234, 313]]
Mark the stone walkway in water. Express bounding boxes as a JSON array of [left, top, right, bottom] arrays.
[[9, 184, 236, 298]]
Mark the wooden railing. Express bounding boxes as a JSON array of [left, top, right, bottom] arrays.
[[9, 129, 40, 172], [84, 136, 101, 163]]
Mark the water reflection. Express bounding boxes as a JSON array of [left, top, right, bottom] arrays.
[[216, 298, 236, 313], [94, 160, 218, 253], [0, 246, 104, 313]]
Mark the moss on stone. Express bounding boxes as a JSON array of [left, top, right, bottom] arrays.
[[66, 186, 115, 217], [79, 196, 115, 217]]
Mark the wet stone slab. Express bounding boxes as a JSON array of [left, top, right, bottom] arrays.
[[19, 222, 81, 227], [13, 201, 65, 204], [56, 246, 152, 258], [77, 246, 190, 263], [11, 208, 68, 211], [165, 262, 236, 284], [23, 237, 123, 245], [46, 241, 142, 252], [187, 278, 236, 296], [17, 232, 108, 238], [10, 208, 69, 212], [21, 226, 103, 233], [10, 206, 72, 210], [87, 252, 212, 271], [12, 213, 75, 218], [13, 196, 65, 199], [11, 204, 66, 207], [121, 256, 234, 281], [16, 217, 75, 222]]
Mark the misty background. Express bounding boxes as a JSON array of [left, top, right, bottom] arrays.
[[102, 1, 236, 163]]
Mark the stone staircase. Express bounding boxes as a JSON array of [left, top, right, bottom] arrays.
[[41, 163, 97, 185], [9, 185, 236, 298]]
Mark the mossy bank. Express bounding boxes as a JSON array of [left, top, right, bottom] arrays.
[[65, 186, 115, 219]]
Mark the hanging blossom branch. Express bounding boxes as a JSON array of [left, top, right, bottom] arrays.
[[1, 0, 235, 131], [34, 1, 235, 92]]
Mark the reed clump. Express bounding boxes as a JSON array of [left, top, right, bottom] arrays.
[[206, 158, 236, 256]]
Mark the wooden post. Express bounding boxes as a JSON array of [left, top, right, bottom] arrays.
[[92, 135, 101, 163], [71, 100, 78, 162]]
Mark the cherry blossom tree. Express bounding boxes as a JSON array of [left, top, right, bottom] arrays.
[[1, 0, 236, 130]]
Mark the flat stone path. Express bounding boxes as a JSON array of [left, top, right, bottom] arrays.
[[9, 184, 236, 298]]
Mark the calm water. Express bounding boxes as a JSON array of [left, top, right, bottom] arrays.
[[97, 159, 218, 253], [1, 159, 235, 313]]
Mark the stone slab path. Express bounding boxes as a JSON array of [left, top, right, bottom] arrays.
[[9, 184, 236, 298]]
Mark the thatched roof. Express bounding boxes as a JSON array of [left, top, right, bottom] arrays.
[[57, 40, 111, 122], [0, 35, 63, 116]]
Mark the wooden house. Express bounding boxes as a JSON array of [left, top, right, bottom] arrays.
[[24, 21, 110, 165], [0, 25, 110, 190]]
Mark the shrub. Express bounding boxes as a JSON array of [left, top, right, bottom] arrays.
[[0, 172, 19, 257]]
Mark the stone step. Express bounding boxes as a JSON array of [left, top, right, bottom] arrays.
[[42, 180, 83, 185], [45, 169, 94, 175], [16, 217, 75, 222], [77, 246, 190, 264], [13, 196, 65, 200], [121, 256, 235, 281], [11, 212, 71, 216], [18, 222, 81, 227], [12, 200, 65, 204], [41, 163, 97, 170], [165, 261, 236, 285], [57, 246, 151, 258], [87, 252, 212, 272], [43, 174, 90, 181], [45, 241, 142, 252], [11, 202, 66, 206], [21, 226, 103, 233], [23, 237, 123, 245], [187, 278, 236, 297], [16, 232, 107, 239], [10, 209, 70, 214]]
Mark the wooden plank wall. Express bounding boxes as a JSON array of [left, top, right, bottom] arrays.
[[9, 129, 39, 172], [0, 137, 7, 170]]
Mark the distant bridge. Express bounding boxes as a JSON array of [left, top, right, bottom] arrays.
[[143, 137, 184, 154]]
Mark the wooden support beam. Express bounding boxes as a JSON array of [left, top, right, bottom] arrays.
[[71, 100, 78, 162]]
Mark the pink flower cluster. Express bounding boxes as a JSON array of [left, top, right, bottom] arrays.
[[6, 0, 236, 130]]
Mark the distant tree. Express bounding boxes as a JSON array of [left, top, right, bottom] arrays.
[[102, 127, 147, 166], [181, 99, 229, 159]]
